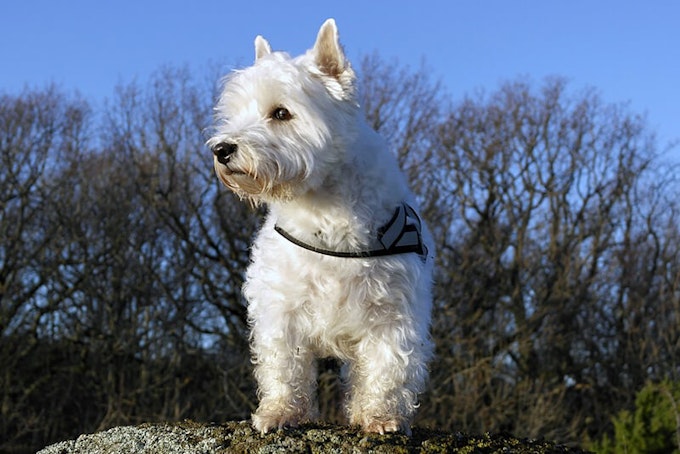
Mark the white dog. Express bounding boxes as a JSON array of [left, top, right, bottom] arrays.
[[207, 19, 433, 436]]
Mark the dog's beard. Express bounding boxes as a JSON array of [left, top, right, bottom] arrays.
[[215, 163, 302, 203]]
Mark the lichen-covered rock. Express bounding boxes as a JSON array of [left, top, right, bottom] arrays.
[[38, 420, 589, 453]]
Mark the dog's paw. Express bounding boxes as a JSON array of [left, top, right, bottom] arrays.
[[362, 418, 412, 436], [252, 410, 301, 435]]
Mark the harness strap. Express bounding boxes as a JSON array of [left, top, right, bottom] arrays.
[[274, 203, 428, 260]]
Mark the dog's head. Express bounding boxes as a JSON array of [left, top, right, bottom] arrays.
[[207, 19, 358, 204]]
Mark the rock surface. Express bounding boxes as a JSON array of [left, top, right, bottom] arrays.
[[38, 420, 589, 453]]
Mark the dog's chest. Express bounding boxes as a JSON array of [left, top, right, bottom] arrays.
[[262, 236, 376, 340]]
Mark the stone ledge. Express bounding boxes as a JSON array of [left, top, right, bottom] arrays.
[[38, 420, 589, 453]]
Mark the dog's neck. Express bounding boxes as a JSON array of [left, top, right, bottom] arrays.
[[271, 171, 407, 253], [271, 176, 363, 235]]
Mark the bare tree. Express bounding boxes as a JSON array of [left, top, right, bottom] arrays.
[[0, 86, 92, 450], [419, 77, 679, 443]]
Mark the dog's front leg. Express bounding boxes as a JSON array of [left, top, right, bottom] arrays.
[[250, 336, 318, 434], [345, 323, 430, 436]]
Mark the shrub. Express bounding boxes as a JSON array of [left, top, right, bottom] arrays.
[[592, 381, 680, 453]]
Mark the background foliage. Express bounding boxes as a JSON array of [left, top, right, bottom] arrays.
[[591, 381, 680, 453], [1, 56, 678, 453]]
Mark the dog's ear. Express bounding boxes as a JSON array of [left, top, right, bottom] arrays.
[[254, 35, 272, 61], [312, 19, 348, 78]]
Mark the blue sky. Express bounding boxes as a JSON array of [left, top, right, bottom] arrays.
[[2, 1, 679, 160]]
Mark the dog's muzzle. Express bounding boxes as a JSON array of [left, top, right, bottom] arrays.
[[212, 142, 238, 166]]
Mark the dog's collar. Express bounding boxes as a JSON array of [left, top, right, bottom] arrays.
[[274, 203, 428, 260]]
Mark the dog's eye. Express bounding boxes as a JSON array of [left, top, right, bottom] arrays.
[[271, 107, 292, 121]]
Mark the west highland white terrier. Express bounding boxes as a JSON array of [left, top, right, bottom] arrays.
[[207, 18, 434, 436]]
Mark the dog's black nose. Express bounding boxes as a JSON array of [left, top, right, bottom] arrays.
[[212, 142, 237, 166]]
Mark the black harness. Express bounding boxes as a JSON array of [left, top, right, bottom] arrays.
[[274, 203, 428, 260]]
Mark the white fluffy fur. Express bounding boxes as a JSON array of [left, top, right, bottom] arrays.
[[207, 18, 434, 436]]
